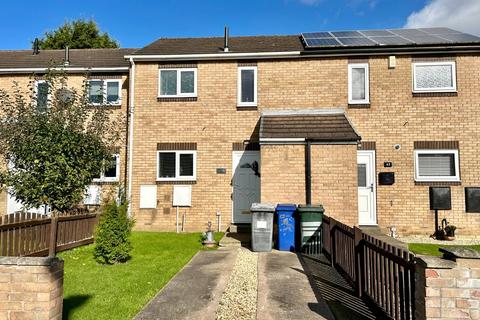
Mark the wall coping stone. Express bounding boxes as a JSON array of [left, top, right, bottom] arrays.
[[440, 247, 480, 259], [416, 255, 456, 269], [0, 256, 63, 266]]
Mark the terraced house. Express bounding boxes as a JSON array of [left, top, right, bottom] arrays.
[[2, 27, 480, 238]]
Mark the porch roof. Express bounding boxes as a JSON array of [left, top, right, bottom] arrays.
[[259, 109, 361, 143]]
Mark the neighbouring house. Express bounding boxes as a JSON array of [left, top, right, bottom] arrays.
[[125, 27, 480, 237], [0, 47, 136, 213], [1, 27, 480, 237]]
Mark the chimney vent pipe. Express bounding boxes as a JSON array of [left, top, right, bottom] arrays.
[[224, 26, 229, 52]]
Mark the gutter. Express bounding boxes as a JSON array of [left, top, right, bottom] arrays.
[[126, 58, 135, 217], [0, 67, 129, 74], [124, 51, 301, 61]]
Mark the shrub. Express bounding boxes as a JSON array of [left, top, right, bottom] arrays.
[[94, 198, 134, 264]]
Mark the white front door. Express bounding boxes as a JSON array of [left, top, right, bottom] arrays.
[[232, 151, 260, 224], [357, 150, 377, 225]]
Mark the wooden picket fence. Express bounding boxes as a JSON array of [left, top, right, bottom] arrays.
[[321, 215, 416, 320], [0, 210, 99, 257]]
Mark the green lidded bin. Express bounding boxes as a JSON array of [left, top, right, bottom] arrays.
[[298, 204, 324, 255]]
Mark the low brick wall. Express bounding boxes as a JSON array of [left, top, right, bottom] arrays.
[[0, 256, 63, 320], [415, 249, 480, 320]]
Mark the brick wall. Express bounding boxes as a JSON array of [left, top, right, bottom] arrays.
[[130, 54, 480, 235], [415, 254, 480, 319], [0, 256, 64, 320]]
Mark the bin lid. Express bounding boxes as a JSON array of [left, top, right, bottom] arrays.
[[250, 203, 275, 212], [276, 204, 297, 211], [297, 204, 324, 213]]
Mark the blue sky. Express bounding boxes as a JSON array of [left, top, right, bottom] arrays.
[[1, 0, 479, 49]]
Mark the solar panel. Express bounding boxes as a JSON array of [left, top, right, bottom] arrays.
[[302, 32, 332, 39], [438, 33, 480, 42], [360, 30, 395, 37], [301, 28, 480, 49], [303, 38, 340, 46], [370, 36, 413, 45], [337, 37, 377, 46], [331, 31, 362, 37]]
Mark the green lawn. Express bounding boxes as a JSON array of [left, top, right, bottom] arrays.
[[59, 231, 224, 320], [408, 243, 480, 257]]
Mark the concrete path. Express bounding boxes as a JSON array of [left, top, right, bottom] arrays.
[[135, 249, 237, 320], [257, 251, 334, 320]]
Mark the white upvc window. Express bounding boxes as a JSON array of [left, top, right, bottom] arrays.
[[157, 150, 196, 181], [87, 79, 122, 105], [34, 80, 50, 112], [348, 63, 369, 104], [93, 154, 120, 182], [412, 61, 457, 93], [158, 68, 197, 97], [237, 66, 257, 107], [414, 149, 460, 182]]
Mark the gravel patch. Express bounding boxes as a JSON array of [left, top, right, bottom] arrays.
[[216, 248, 258, 320]]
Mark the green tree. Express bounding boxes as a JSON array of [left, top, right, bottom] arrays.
[[0, 72, 123, 212], [36, 19, 119, 49]]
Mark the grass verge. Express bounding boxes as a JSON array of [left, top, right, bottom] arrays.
[[408, 243, 480, 256], [60, 231, 223, 320]]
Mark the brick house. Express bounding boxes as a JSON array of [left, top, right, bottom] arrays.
[[125, 28, 480, 237], [0, 48, 135, 213], [1, 27, 480, 238]]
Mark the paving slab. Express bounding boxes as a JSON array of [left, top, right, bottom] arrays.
[[257, 250, 334, 320], [135, 249, 237, 320]]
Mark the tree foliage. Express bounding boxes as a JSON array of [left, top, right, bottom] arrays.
[[94, 197, 134, 264], [0, 71, 123, 212], [37, 19, 119, 49]]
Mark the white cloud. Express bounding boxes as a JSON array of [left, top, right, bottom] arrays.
[[297, 0, 322, 5], [405, 0, 480, 36]]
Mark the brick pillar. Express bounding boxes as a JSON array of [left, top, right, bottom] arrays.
[[0, 256, 64, 320]]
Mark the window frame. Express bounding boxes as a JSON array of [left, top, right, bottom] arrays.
[[414, 149, 460, 182], [34, 80, 50, 111], [348, 63, 370, 104], [158, 68, 198, 98], [157, 150, 197, 181], [93, 154, 120, 182], [412, 61, 457, 93], [87, 79, 122, 106], [237, 66, 258, 107]]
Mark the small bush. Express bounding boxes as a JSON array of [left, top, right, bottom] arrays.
[[93, 199, 134, 264]]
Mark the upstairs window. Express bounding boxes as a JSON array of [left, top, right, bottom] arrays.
[[159, 68, 197, 97], [348, 63, 369, 104], [157, 151, 196, 181], [237, 66, 257, 107], [35, 80, 49, 112], [412, 62, 456, 93], [414, 150, 460, 182], [87, 80, 122, 105], [93, 154, 120, 182]]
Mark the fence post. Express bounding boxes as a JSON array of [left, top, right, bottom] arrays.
[[354, 227, 363, 297], [48, 217, 58, 257], [330, 219, 336, 267]]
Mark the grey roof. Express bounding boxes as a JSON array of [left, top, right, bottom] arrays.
[[0, 48, 137, 70], [260, 109, 361, 142], [133, 35, 303, 55]]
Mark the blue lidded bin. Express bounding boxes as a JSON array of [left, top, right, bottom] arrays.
[[275, 204, 297, 251]]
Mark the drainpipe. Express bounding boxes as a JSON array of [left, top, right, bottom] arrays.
[[127, 57, 135, 217], [305, 140, 312, 205]]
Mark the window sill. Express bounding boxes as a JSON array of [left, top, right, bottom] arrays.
[[157, 97, 197, 102], [414, 180, 461, 186], [348, 103, 370, 109], [87, 104, 122, 109], [92, 180, 120, 185], [156, 180, 197, 185], [237, 105, 258, 111], [412, 92, 458, 97]]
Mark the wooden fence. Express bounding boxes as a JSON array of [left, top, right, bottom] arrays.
[[0, 211, 99, 257], [321, 215, 416, 320]]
